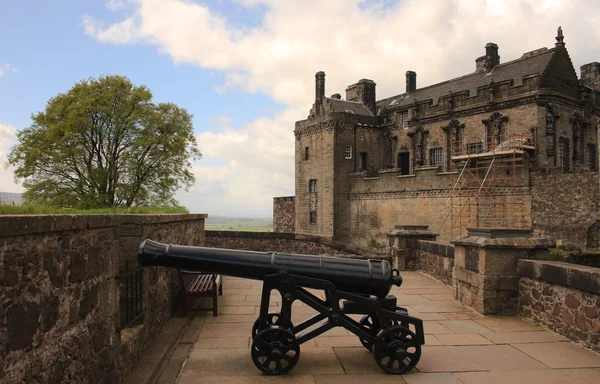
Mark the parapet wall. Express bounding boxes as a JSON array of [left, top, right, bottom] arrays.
[[273, 196, 295, 233], [0, 214, 206, 384], [518, 259, 600, 353]]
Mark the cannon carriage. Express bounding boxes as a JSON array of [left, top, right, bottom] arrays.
[[138, 239, 425, 375]]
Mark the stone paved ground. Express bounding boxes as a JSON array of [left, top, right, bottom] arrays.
[[153, 272, 600, 384]]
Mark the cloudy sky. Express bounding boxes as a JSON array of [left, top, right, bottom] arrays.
[[1, 0, 600, 217]]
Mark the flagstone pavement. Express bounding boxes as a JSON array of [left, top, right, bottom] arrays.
[[132, 272, 600, 384]]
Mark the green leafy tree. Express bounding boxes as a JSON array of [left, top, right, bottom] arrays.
[[8, 75, 201, 208]]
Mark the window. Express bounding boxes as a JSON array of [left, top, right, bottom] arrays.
[[558, 137, 570, 172], [344, 146, 352, 159], [308, 179, 318, 193], [397, 151, 410, 175], [430, 147, 443, 167], [402, 112, 409, 130], [359, 152, 368, 171], [588, 144, 597, 171], [309, 211, 317, 224], [304, 146, 309, 160], [467, 141, 483, 155]]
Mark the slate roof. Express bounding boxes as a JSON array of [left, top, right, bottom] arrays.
[[376, 47, 556, 112], [326, 97, 374, 116]]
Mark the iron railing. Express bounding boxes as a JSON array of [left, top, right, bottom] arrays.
[[119, 261, 146, 330]]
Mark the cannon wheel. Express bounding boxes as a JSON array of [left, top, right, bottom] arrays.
[[251, 326, 300, 375], [373, 326, 421, 374], [252, 312, 294, 339], [359, 314, 405, 351]]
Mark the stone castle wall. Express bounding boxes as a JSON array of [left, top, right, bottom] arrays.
[[273, 196, 295, 233], [518, 259, 600, 353], [0, 214, 206, 384], [531, 169, 599, 246]]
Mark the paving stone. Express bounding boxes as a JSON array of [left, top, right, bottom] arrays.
[[179, 375, 317, 384], [314, 374, 406, 383], [423, 321, 454, 335], [333, 347, 381, 374], [436, 334, 493, 346], [411, 302, 468, 313], [404, 307, 448, 321], [194, 337, 249, 349], [403, 372, 464, 384], [443, 312, 481, 320], [483, 331, 567, 344], [402, 288, 454, 295], [424, 335, 444, 346], [293, 347, 346, 374], [182, 349, 259, 376], [124, 362, 155, 384], [395, 294, 434, 304], [513, 342, 600, 368], [423, 294, 456, 301], [474, 317, 541, 332], [459, 345, 549, 370], [204, 314, 257, 323], [315, 336, 362, 348], [455, 368, 600, 384], [438, 320, 494, 334], [415, 346, 487, 373], [180, 317, 204, 344], [199, 322, 253, 338], [217, 306, 255, 315]]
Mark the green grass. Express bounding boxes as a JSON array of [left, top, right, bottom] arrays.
[[205, 221, 273, 232], [0, 203, 189, 215]]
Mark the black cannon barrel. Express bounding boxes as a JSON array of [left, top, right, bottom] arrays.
[[139, 239, 402, 298]]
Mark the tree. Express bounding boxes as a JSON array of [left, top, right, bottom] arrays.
[[8, 75, 201, 208]]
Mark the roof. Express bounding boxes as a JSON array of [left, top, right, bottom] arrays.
[[377, 47, 556, 111], [326, 97, 374, 116]]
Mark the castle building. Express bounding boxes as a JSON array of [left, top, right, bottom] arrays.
[[273, 28, 600, 248]]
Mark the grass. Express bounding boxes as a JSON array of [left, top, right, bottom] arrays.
[[0, 203, 189, 215], [205, 222, 273, 232]]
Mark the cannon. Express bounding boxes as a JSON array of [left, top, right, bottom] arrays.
[[139, 239, 425, 375]]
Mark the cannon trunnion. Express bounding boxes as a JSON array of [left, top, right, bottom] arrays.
[[139, 239, 425, 375]]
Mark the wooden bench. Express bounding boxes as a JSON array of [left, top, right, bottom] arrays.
[[179, 270, 223, 316]]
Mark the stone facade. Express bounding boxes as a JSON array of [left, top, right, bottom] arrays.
[[0, 214, 206, 384], [278, 28, 600, 249], [273, 196, 295, 233], [518, 259, 600, 353]]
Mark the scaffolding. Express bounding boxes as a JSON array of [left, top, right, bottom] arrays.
[[447, 128, 536, 239]]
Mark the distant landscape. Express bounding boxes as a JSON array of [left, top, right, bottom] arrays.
[[205, 215, 273, 232]]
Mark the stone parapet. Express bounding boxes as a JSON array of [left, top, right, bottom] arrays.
[[452, 228, 553, 315], [386, 225, 439, 270]]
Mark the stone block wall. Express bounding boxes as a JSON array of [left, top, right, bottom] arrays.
[[531, 169, 599, 247], [0, 214, 206, 384], [273, 196, 295, 233], [410, 240, 455, 285], [518, 259, 600, 352]]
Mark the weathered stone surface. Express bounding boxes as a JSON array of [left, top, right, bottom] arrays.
[[6, 301, 39, 351], [565, 293, 580, 309], [273, 196, 295, 233]]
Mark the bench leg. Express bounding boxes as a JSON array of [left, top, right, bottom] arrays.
[[219, 282, 223, 296], [212, 293, 218, 317]]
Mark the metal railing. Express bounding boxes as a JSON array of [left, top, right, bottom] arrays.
[[119, 261, 146, 330]]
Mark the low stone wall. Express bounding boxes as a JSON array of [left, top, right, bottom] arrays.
[[205, 231, 361, 257], [0, 214, 206, 384], [410, 240, 454, 285], [518, 259, 600, 352], [273, 196, 295, 233]]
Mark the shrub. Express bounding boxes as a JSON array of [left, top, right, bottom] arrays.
[[557, 242, 582, 254], [549, 248, 565, 261]]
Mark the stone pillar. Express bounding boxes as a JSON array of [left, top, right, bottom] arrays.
[[387, 225, 438, 270], [452, 228, 553, 315]]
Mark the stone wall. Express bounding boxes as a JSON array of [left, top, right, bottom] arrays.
[[410, 240, 455, 285], [273, 196, 295, 233], [205, 231, 362, 257], [531, 169, 599, 247], [0, 214, 206, 384], [518, 259, 600, 352]]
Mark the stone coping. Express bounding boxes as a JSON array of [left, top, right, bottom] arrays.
[[272, 196, 295, 201], [467, 228, 533, 238], [0, 214, 207, 237], [452, 235, 554, 249], [414, 240, 455, 258], [517, 259, 600, 295]]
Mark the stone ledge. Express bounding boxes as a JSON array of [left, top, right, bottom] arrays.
[[452, 235, 554, 249], [0, 214, 207, 237], [517, 259, 600, 294], [414, 240, 454, 258]]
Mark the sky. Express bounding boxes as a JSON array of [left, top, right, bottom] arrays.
[[1, 0, 600, 218]]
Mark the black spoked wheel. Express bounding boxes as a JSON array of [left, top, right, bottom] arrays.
[[251, 326, 300, 375], [373, 326, 421, 374], [359, 314, 380, 351], [252, 312, 293, 339]]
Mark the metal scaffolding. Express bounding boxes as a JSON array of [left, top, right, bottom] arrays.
[[447, 128, 536, 239]]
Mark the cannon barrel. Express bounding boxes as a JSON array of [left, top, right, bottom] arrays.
[[139, 239, 402, 298]]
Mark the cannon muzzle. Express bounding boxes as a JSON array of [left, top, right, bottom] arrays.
[[139, 239, 402, 298]]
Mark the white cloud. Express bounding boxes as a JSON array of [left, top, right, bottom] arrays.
[[84, 0, 600, 217], [106, 0, 128, 11], [0, 123, 23, 193], [0, 64, 17, 77]]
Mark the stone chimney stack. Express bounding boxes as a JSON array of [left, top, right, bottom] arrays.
[[485, 43, 500, 71], [315, 71, 325, 102], [345, 79, 377, 116], [331, 93, 342, 99], [406, 71, 417, 93], [581, 62, 600, 90]]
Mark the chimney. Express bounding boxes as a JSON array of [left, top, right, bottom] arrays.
[[406, 71, 417, 93], [345, 79, 377, 115], [581, 62, 600, 90], [315, 71, 325, 102], [485, 43, 500, 71], [475, 56, 487, 72], [331, 93, 341, 99]]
